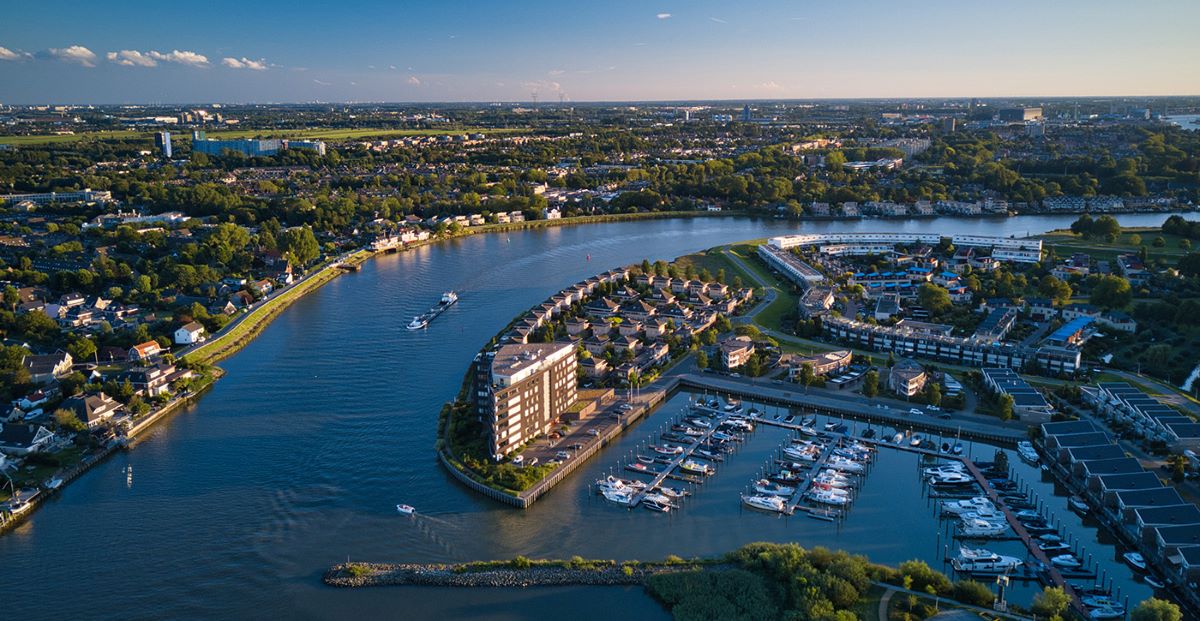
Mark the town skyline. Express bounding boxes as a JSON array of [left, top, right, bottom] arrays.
[[2, 0, 1199, 104]]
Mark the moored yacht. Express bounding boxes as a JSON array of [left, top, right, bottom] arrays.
[[1017, 441, 1039, 464], [741, 494, 788, 513], [951, 547, 1023, 573], [753, 479, 795, 497]]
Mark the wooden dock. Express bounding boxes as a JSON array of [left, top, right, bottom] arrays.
[[784, 442, 838, 515], [626, 407, 734, 507]]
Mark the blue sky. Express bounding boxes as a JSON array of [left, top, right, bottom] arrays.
[[1, 0, 1197, 104]]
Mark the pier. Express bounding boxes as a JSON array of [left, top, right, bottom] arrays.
[[784, 441, 837, 515], [625, 404, 735, 508]]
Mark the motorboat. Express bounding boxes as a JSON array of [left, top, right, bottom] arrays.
[[636, 455, 656, 465], [642, 494, 674, 513], [826, 457, 864, 473], [951, 547, 1024, 573], [891, 433, 905, 444], [1051, 554, 1083, 569], [741, 494, 788, 513], [940, 442, 952, 454], [807, 489, 851, 506], [602, 488, 634, 505], [1013, 509, 1042, 520], [823, 421, 838, 431], [1144, 575, 1165, 589], [1039, 540, 1071, 552], [952, 443, 964, 455], [959, 518, 1008, 537], [801, 416, 816, 426], [783, 446, 819, 461], [960, 508, 1005, 522], [943, 497, 996, 516], [1017, 441, 1039, 464], [1123, 551, 1147, 571], [910, 434, 924, 447], [406, 315, 429, 330], [396, 504, 415, 515], [652, 444, 684, 455], [798, 426, 818, 437], [1081, 596, 1124, 609], [627, 462, 649, 472], [1069, 496, 1089, 513], [929, 472, 975, 487], [923, 463, 967, 477], [679, 460, 714, 476], [754, 479, 795, 497], [654, 486, 690, 500], [1088, 607, 1126, 620], [769, 471, 803, 485], [861, 428, 877, 439]]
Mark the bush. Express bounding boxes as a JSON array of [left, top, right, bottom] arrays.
[[511, 555, 532, 569], [952, 580, 995, 607], [344, 564, 371, 577]]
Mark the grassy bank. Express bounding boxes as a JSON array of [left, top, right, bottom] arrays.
[[182, 250, 370, 366]]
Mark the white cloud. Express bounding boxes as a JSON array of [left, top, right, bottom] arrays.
[[47, 45, 97, 67], [709, 17, 728, 24], [760, 81, 781, 89], [0, 46, 28, 61], [388, 65, 396, 70], [107, 50, 157, 67], [548, 69, 565, 76], [656, 13, 671, 19], [221, 56, 267, 70], [149, 50, 209, 67], [407, 75, 421, 86], [313, 78, 331, 86]]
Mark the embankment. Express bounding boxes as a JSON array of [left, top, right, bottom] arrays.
[[323, 561, 702, 588]]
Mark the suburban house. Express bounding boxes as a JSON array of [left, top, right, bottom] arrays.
[[174, 321, 206, 345], [128, 341, 163, 361], [0, 424, 55, 455], [60, 392, 122, 428], [22, 351, 74, 383], [117, 362, 192, 396]]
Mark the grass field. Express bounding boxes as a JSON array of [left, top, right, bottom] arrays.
[[672, 248, 756, 287], [0, 127, 526, 146], [1037, 226, 1193, 262]]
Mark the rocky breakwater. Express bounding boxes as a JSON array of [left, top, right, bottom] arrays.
[[324, 560, 702, 588]]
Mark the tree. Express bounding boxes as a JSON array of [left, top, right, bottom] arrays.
[[1030, 586, 1070, 619], [1178, 252, 1200, 277], [1129, 234, 1142, 247], [1038, 275, 1072, 306], [923, 382, 942, 407], [862, 370, 879, 398], [66, 336, 97, 362], [917, 283, 953, 315], [1090, 275, 1132, 309], [2, 285, 18, 311], [1131, 598, 1183, 621], [695, 349, 708, 370], [53, 408, 86, 433], [59, 371, 87, 396], [799, 363, 816, 392], [282, 226, 320, 266], [998, 394, 1015, 421]]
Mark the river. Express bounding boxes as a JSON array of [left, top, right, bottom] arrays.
[[0, 213, 1181, 619]]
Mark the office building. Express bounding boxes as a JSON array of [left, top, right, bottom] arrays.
[[476, 342, 578, 460], [0, 189, 112, 205], [998, 107, 1043, 123], [155, 131, 173, 158], [191, 137, 327, 158], [741, 104, 752, 122]]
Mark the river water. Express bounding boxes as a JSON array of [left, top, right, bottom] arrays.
[[0, 213, 1180, 619]]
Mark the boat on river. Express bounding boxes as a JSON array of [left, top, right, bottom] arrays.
[[951, 547, 1023, 574], [406, 291, 459, 330]]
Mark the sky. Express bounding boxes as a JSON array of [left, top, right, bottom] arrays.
[[0, 0, 1197, 105]]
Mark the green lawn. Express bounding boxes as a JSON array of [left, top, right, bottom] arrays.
[[673, 248, 756, 287], [0, 130, 154, 145], [1037, 226, 1193, 261]]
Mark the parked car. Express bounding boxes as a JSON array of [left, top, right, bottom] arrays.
[[619, 403, 634, 411], [909, 408, 922, 416], [555, 451, 570, 460], [511, 455, 525, 466]]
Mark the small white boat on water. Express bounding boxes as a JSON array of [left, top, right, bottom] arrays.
[[754, 479, 795, 497], [807, 489, 851, 506], [943, 497, 996, 516], [1123, 551, 1147, 571], [1051, 554, 1083, 569], [1017, 441, 1039, 464], [406, 316, 428, 330], [959, 518, 1008, 537], [951, 547, 1023, 573], [742, 494, 788, 513], [1088, 607, 1125, 620], [396, 504, 415, 515]]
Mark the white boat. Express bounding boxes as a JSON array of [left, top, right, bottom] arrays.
[[1069, 496, 1089, 513], [952, 443, 964, 455], [44, 477, 63, 490], [1017, 441, 1039, 464], [742, 494, 788, 513], [1088, 608, 1125, 620], [960, 508, 1005, 522], [1051, 554, 1083, 569], [406, 316, 428, 330], [910, 434, 923, 447], [1123, 551, 1147, 571], [923, 463, 967, 477], [440, 291, 459, 306], [1144, 575, 1165, 589], [754, 479, 795, 497], [929, 472, 975, 487], [783, 446, 819, 461], [798, 425, 818, 437], [652, 444, 684, 455], [602, 488, 634, 505], [951, 547, 1024, 573], [826, 456, 864, 473], [396, 504, 415, 515], [959, 518, 1008, 537], [642, 494, 674, 512], [891, 433, 905, 444], [1081, 595, 1124, 609], [679, 460, 713, 476], [943, 497, 996, 516], [807, 489, 851, 506]]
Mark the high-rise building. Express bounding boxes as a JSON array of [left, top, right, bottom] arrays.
[[190, 138, 326, 158], [476, 342, 577, 460], [741, 104, 752, 122], [940, 118, 957, 133], [155, 131, 172, 158]]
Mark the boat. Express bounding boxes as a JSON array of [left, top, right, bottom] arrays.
[[959, 518, 1008, 537], [826, 456, 864, 473], [924, 463, 967, 476], [823, 421, 838, 431], [910, 434, 923, 447], [602, 488, 633, 505], [642, 494, 673, 513], [679, 460, 713, 476], [655, 486, 690, 499], [1144, 575, 1165, 589], [406, 291, 458, 330], [861, 428, 876, 439], [929, 472, 975, 488], [1081, 596, 1124, 609], [636, 455, 656, 465], [1088, 607, 1125, 620], [44, 477, 63, 490], [943, 497, 996, 516], [1123, 551, 1147, 571], [806, 509, 837, 522], [1017, 441, 1039, 464], [891, 433, 904, 444], [952, 443, 964, 455], [396, 504, 415, 515], [798, 426, 818, 437], [808, 489, 851, 506], [627, 462, 648, 472], [801, 415, 816, 426], [940, 442, 952, 454], [960, 508, 1005, 522], [652, 444, 684, 455], [951, 547, 1024, 573], [742, 494, 788, 513], [754, 479, 795, 497], [1039, 541, 1071, 552], [1051, 554, 1083, 569], [1069, 496, 1089, 513]]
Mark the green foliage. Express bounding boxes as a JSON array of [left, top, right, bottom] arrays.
[[1090, 274, 1132, 309], [646, 569, 779, 621], [916, 283, 952, 315], [1131, 598, 1183, 621], [862, 370, 879, 398], [53, 407, 87, 433], [344, 564, 371, 578], [1031, 586, 1070, 619], [951, 580, 995, 607]]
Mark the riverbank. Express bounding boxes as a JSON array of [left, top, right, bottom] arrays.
[[324, 559, 703, 588]]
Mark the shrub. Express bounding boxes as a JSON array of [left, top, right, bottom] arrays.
[[510, 555, 532, 569], [344, 564, 371, 578], [952, 580, 996, 607]]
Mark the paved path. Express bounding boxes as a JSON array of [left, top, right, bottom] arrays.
[[878, 587, 895, 621], [869, 581, 1034, 620]]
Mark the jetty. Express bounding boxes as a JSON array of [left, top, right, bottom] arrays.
[[625, 404, 736, 507]]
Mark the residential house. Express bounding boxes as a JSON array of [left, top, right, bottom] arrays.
[[174, 321, 206, 345], [889, 359, 927, 397], [0, 424, 54, 455], [60, 392, 122, 428], [128, 341, 163, 361], [22, 352, 74, 383]]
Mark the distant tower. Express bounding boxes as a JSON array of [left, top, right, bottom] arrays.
[[742, 104, 752, 122], [683, 109, 691, 122], [155, 131, 172, 159]]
